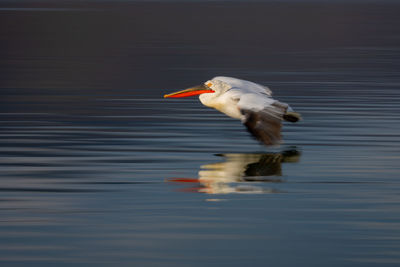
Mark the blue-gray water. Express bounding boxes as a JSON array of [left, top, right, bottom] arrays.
[[1, 1, 400, 266]]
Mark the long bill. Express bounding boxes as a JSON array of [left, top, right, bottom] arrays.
[[164, 84, 214, 98]]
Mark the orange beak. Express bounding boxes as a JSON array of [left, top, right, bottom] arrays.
[[164, 84, 214, 98]]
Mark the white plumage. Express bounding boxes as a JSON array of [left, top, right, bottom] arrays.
[[164, 76, 301, 146]]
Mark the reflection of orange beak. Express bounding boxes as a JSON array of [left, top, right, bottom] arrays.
[[164, 84, 214, 98], [166, 178, 213, 194]]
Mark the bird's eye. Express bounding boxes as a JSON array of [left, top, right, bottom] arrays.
[[207, 82, 213, 88]]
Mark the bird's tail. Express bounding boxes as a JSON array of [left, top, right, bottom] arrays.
[[283, 111, 301, 122]]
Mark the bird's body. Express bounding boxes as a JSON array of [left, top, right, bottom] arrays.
[[164, 76, 301, 146], [199, 76, 276, 120]]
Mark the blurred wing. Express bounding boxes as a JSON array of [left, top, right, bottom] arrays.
[[238, 94, 288, 146], [213, 76, 272, 96], [241, 109, 282, 145]]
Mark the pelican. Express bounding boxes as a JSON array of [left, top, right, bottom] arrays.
[[164, 76, 301, 145]]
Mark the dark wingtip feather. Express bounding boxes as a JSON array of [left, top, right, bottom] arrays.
[[283, 112, 301, 123], [242, 109, 282, 146]]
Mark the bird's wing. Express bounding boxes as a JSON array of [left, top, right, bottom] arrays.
[[212, 76, 272, 96], [237, 93, 288, 146]]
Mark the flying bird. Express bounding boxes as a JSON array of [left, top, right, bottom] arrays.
[[164, 76, 301, 146]]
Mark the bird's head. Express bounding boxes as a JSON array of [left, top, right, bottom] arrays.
[[163, 79, 231, 100]]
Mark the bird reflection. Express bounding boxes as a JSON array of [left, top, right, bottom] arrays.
[[168, 149, 300, 194]]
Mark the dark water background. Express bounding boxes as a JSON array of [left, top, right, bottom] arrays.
[[1, 1, 400, 266]]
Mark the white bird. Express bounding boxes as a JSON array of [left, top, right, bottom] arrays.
[[164, 76, 301, 146]]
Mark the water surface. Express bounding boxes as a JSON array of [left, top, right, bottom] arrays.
[[1, 1, 400, 266]]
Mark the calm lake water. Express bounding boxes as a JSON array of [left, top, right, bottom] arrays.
[[1, 1, 400, 266]]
